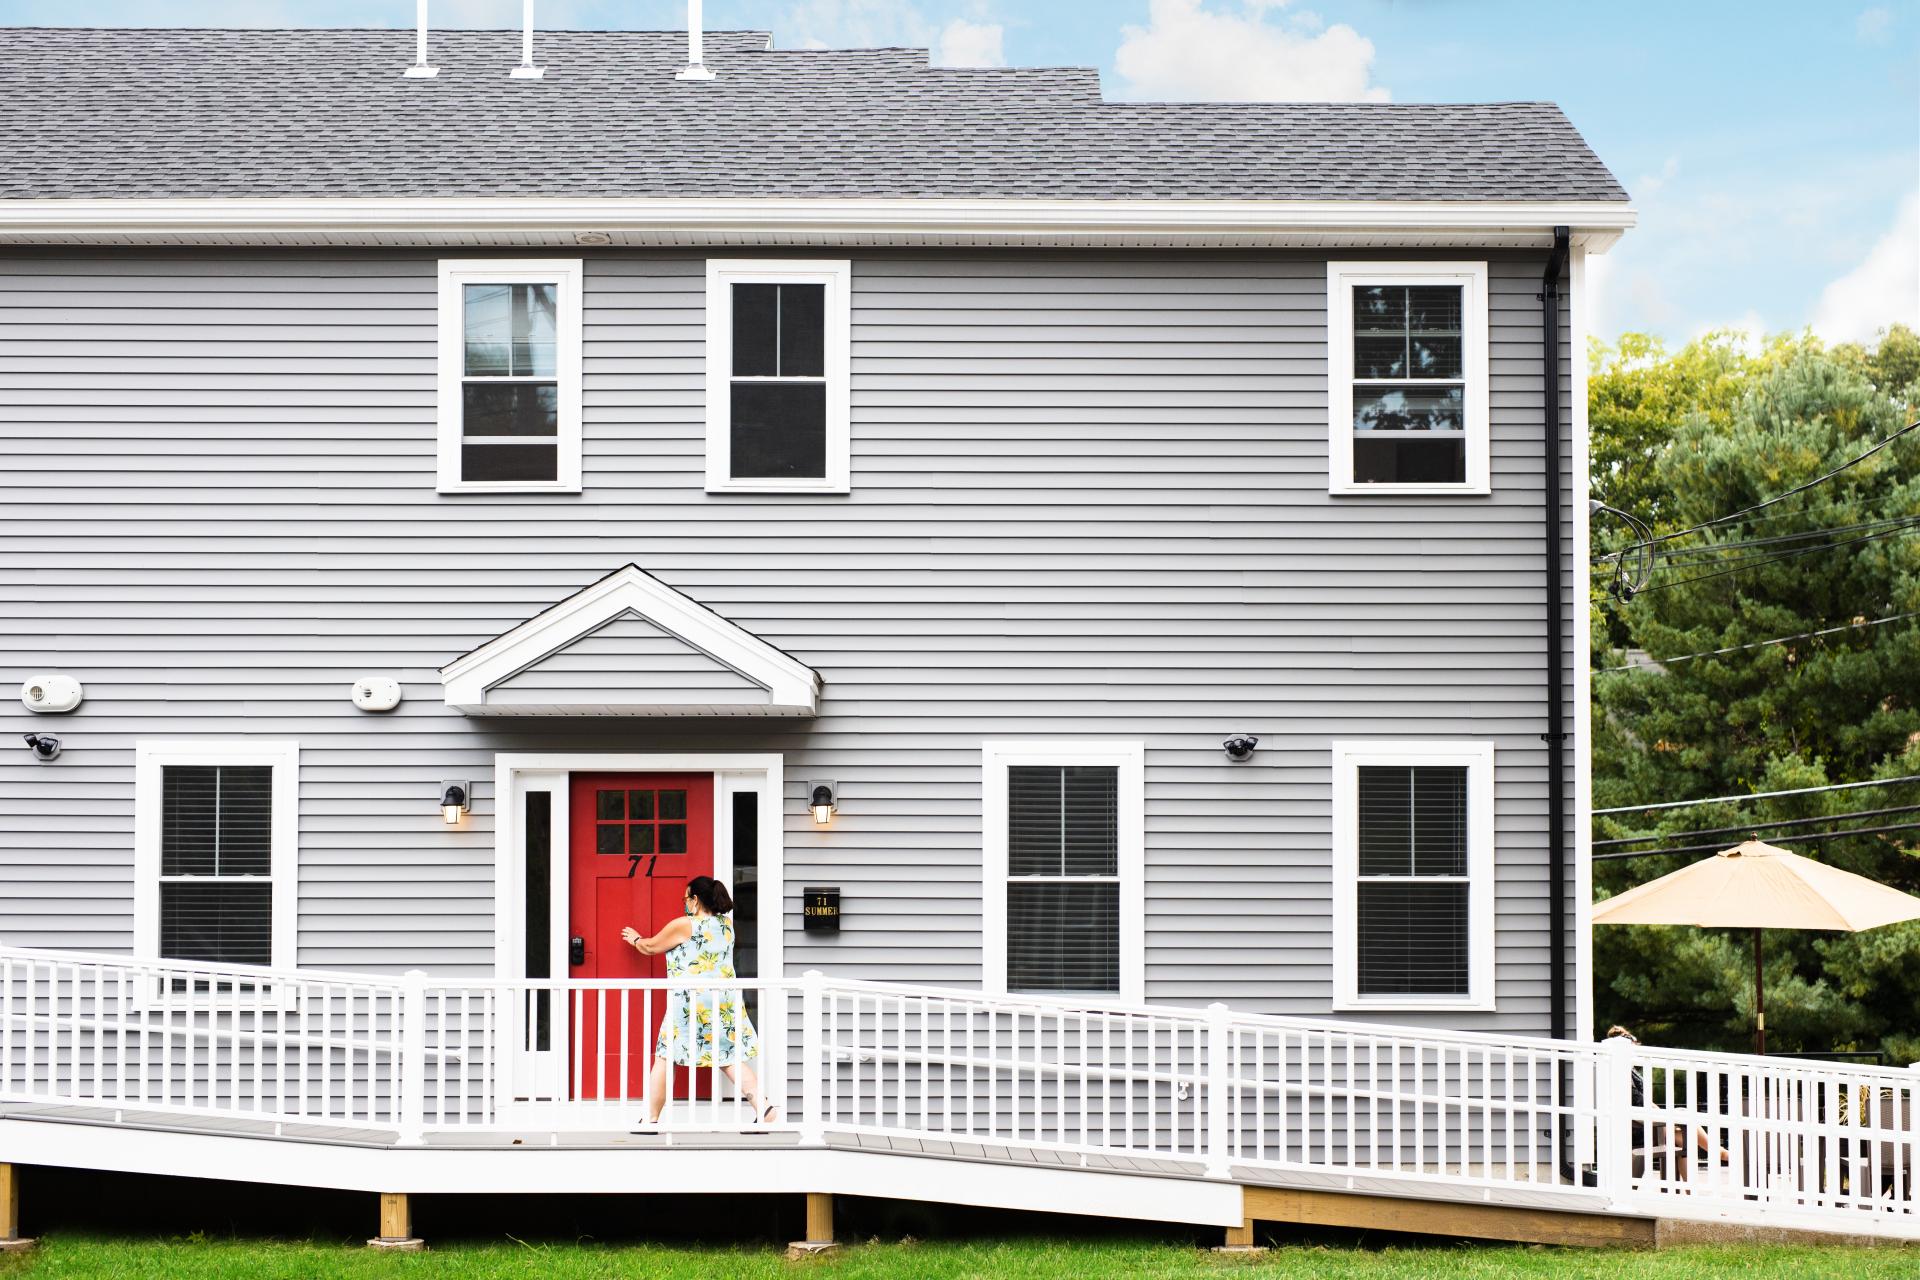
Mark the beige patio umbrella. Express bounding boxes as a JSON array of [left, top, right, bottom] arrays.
[[1592, 838, 1920, 1053]]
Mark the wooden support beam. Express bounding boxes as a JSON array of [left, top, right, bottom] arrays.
[[1242, 1186, 1655, 1249], [1212, 1217, 1266, 1254], [367, 1192, 424, 1251], [0, 1164, 33, 1253], [787, 1192, 838, 1259]]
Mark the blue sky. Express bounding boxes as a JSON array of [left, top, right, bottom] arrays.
[[3, 0, 1915, 347]]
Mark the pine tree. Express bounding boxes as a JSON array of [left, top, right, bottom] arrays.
[[1591, 325, 1920, 1061]]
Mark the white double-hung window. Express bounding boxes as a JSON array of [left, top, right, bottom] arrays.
[[982, 741, 1145, 1001], [133, 740, 298, 971], [437, 258, 584, 493], [1326, 261, 1490, 494], [1331, 741, 1495, 1011], [705, 259, 851, 493]]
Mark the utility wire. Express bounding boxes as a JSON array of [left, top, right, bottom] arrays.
[[1591, 514, 1920, 567], [1595, 773, 1920, 816], [1595, 610, 1920, 673], [1594, 803, 1920, 848], [1593, 820, 1920, 861], [1626, 522, 1920, 595], [1638, 418, 1920, 550], [1649, 515, 1920, 563]]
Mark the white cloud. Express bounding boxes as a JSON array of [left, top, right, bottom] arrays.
[[1112, 0, 1388, 102], [935, 18, 1005, 67], [778, 0, 941, 50], [1634, 155, 1680, 198], [1857, 6, 1894, 43], [1811, 190, 1920, 344]]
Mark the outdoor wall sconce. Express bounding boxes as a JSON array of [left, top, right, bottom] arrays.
[[440, 781, 469, 825], [809, 782, 837, 825], [1222, 735, 1259, 762]]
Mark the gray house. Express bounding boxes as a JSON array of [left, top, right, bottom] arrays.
[[0, 24, 1682, 1245]]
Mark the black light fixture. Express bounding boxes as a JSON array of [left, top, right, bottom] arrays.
[[809, 782, 837, 825], [440, 781, 470, 825], [1222, 735, 1259, 762]]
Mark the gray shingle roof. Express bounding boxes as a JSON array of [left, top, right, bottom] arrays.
[[0, 28, 1628, 203]]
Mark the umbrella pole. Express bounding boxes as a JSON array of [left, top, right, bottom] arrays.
[[1753, 927, 1766, 1056]]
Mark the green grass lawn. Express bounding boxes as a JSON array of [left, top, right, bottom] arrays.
[[1, 1236, 1914, 1280]]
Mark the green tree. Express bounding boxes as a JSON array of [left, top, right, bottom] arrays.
[[1591, 325, 1920, 1061]]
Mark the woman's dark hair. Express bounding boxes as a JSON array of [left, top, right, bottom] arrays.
[[685, 875, 734, 915]]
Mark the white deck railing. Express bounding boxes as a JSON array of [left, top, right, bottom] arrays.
[[0, 945, 1913, 1238]]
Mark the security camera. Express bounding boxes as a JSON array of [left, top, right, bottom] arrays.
[[1223, 735, 1259, 762], [23, 733, 61, 762]]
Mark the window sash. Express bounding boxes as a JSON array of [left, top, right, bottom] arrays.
[[1325, 263, 1490, 495], [1331, 741, 1494, 1011], [705, 260, 851, 494], [436, 260, 583, 494]]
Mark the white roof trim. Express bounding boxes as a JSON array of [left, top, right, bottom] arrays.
[[0, 197, 1637, 252], [441, 565, 821, 717]]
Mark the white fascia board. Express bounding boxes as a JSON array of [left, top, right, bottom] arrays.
[[441, 565, 820, 715], [0, 197, 1637, 250]]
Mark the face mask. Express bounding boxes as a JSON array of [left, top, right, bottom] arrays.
[[684, 899, 696, 916]]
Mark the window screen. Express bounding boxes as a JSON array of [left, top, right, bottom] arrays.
[[158, 765, 274, 966], [461, 282, 559, 483], [1006, 765, 1121, 993], [1350, 285, 1466, 484], [729, 282, 828, 479], [1354, 765, 1470, 996]]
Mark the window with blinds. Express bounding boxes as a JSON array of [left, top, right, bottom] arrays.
[[1354, 765, 1470, 996], [158, 764, 274, 966], [1006, 765, 1121, 993]]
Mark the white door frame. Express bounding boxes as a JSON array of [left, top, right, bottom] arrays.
[[493, 752, 786, 1111]]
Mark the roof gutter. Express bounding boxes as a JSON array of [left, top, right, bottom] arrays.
[[0, 197, 1637, 249]]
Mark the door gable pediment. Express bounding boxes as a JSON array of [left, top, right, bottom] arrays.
[[440, 565, 820, 716]]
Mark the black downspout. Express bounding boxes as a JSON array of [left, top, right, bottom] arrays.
[[1542, 227, 1571, 1045]]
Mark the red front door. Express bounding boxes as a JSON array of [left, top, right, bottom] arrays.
[[568, 772, 714, 1101]]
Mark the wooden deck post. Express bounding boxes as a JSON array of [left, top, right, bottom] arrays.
[[1213, 1217, 1265, 1254], [367, 1192, 424, 1251], [787, 1191, 838, 1259], [0, 1164, 34, 1253]]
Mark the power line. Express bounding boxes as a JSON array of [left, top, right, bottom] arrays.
[[1639, 418, 1920, 550], [1591, 514, 1920, 567], [1627, 522, 1920, 595], [1595, 773, 1920, 816], [1595, 611, 1920, 673], [1594, 803, 1920, 848], [1593, 819, 1920, 862], [1651, 515, 1920, 562]]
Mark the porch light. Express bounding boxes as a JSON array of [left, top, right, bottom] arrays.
[[440, 782, 469, 825], [809, 783, 837, 825]]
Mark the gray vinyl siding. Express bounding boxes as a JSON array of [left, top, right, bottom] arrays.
[[0, 247, 1575, 1036], [486, 610, 771, 705]]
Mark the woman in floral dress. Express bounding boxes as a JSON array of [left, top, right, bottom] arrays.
[[621, 875, 775, 1126]]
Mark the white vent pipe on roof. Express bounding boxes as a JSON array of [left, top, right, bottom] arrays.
[[403, 0, 439, 77], [511, 0, 543, 78], [676, 0, 716, 80]]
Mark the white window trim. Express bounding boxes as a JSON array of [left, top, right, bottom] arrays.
[[704, 258, 852, 495], [1326, 261, 1491, 496], [981, 740, 1145, 1003], [436, 257, 584, 494], [133, 740, 299, 976], [1331, 740, 1496, 1013]]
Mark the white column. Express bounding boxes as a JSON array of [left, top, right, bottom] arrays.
[[676, 0, 716, 80], [404, 0, 439, 77], [511, 0, 543, 78]]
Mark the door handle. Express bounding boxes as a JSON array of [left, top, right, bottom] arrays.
[[569, 935, 585, 967]]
